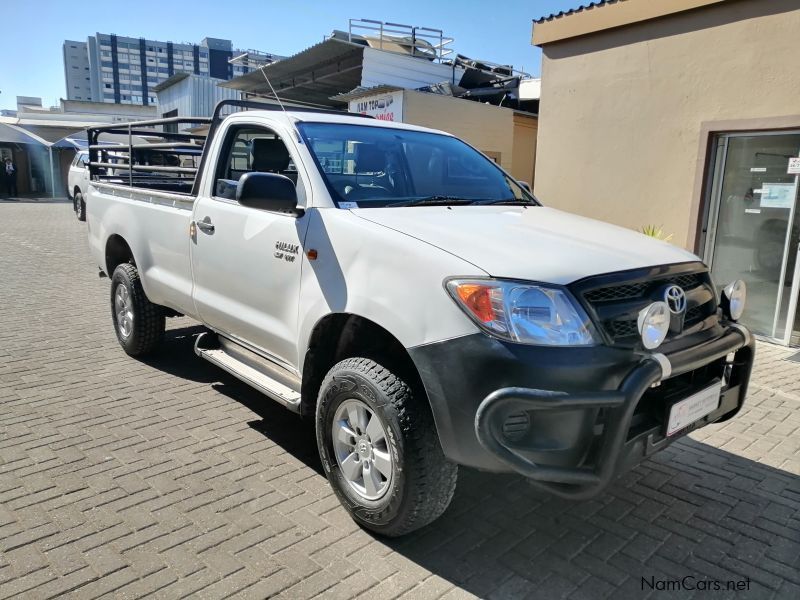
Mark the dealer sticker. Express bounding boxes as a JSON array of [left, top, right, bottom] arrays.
[[666, 382, 721, 436]]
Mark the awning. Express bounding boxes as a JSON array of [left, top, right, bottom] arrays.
[[221, 38, 365, 107], [331, 84, 403, 103], [0, 122, 52, 147], [53, 130, 156, 149]]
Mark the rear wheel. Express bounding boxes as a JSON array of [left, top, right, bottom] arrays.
[[316, 357, 457, 537], [75, 191, 86, 222], [110, 263, 164, 356]]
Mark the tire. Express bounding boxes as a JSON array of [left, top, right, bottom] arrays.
[[316, 357, 457, 537], [75, 191, 86, 222], [110, 263, 165, 356]]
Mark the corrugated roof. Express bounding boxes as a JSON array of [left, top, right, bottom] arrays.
[[534, 0, 618, 24], [330, 85, 403, 103], [220, 38, 365, 107]]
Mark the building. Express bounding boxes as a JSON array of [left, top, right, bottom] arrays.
[[336, 86, 537, 185], [63, 34, 281, 106], [154, 73, 240, 125], [63, 41, 92, 101], [0, 96, 158, 197], [531, 0, 800, 344]]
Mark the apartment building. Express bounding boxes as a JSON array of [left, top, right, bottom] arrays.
[[63, 41, 92, 101], [63, 34, 280, 106]]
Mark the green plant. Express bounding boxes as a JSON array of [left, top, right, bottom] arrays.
[[641, 225, 673, 242]]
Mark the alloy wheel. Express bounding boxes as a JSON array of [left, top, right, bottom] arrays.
[[332, 399, 394, 500]]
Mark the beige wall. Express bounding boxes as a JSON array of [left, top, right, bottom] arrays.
[[512, 114, 538, 186], [402, 90, 517, 174], [534, 0, 800, 250]]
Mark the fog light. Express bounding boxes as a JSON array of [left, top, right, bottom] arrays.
[[638, 302, 670, 350], [721, 279, 746, 321]]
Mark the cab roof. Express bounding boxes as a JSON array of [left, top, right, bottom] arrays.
[[228, 109, 453, 136]]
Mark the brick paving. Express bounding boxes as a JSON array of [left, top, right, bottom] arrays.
[[1, 201, 799, 600]]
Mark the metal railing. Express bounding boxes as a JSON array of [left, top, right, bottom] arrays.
[[87, 116, 212, 192], [87, 99, 374, 196], [348, 19, 453, 63]]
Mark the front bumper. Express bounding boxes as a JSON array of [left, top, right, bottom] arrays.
[[408, 323, 754, 500]]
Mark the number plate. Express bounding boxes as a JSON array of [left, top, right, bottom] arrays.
[[666, 382, 722, 437]]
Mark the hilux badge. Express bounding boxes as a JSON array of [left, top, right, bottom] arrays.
[[664, 285, 687, 315]]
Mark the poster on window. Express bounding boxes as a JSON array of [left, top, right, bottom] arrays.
[[759, 183, 797, 209], [349, 91, 403, 122]]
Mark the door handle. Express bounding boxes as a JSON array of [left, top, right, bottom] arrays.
[[196, 218, 215, 234]]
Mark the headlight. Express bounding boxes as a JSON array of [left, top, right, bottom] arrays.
[[637, 302, 670, 350], [721, 279, 746, 321], [445, 279, 598, 346]]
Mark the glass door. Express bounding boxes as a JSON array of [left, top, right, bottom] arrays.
[[704, 132, 800, 343]]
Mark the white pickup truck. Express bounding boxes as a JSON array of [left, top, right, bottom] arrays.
[[86, 100, 754, 536]]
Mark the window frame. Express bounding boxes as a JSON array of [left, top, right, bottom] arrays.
[[211, 123, 303, 206]]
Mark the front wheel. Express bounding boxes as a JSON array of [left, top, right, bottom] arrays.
[[110, 263, 165, 356], [316, 357, 457, 537]]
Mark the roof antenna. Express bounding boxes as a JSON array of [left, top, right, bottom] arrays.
[[258, 64, 288, 115], [229, 52, 301, 141]]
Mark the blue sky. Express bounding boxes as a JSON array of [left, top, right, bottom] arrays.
[[0, 0, 580, 111]]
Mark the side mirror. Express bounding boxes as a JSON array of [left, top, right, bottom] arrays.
[[517, 180, 531, 192], [236, 172, 302, 216]]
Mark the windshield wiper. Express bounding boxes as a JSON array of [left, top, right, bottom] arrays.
[[473, 198, 537, 206], [386, 196, 476, 207]]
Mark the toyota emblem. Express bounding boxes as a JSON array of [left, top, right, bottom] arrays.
[[664, 285, 687, 315]]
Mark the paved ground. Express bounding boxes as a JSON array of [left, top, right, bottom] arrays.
[[1, 201, 799, 600]]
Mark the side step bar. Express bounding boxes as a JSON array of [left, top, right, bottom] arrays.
[[194, 331, 302, 412]]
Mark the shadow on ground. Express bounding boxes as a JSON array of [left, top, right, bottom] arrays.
[[149, 326, 800, 598], [147, 323, 324, 475]]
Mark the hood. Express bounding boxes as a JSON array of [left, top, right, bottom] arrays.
[[351, 206, 699, 285]]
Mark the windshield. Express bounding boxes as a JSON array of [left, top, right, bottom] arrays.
[[297, 122, 538, 208]]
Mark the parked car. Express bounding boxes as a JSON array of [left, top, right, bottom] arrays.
[[67, 150, 90, 221], [85, 101, 755, 537]]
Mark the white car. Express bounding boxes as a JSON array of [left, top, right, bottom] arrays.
[[67, 150, 90, 221], [85, 101, 754, 536]]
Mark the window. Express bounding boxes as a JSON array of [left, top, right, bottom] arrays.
[[213, 126, 300, 201], [297, 123, 533, 207], [105, 83, 112, 89]]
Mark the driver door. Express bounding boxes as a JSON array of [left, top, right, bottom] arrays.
[[191, 123, 310, 371]]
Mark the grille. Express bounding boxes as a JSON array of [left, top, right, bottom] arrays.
[[578, 270, 715, 346], [608, 319, 639, 338], [685, 304, 705, 323], [584, 273, 703, 304], [502, 412, 530, 442], [584, 283, 647, 303]]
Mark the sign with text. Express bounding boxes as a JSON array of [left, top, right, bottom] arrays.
[[760, 182, 797, 209], [349, 91, 404, 122], [788, 157, 800, 175]]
